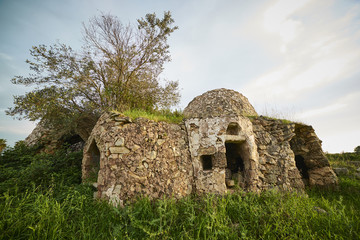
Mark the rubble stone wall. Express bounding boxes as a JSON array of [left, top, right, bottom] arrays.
[[250, 117, 305, 191], [183, 88, 258, 119], [81, 88, 338, 204], [290, 124, 338, 187], [83, 112, 193, 206], [185, 115, 261, 194]]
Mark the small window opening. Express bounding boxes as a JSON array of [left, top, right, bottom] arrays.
[[226, 122, 240, 135], [295, 155, 309, 180], [201, 155, 213, 170]]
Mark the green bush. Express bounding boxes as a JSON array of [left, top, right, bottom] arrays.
[[0, 142, 82, 195], [326, 152, 360, 162]]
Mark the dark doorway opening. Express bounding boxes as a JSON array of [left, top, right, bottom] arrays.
[[225, 142, 246, 188], [295, 155, 309, 180], [85, 140, 100, 182], [63, 134, 83, 145], [62, 134, 84, 152]]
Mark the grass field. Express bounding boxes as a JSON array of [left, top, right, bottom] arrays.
[[1, 144, 359, 239]]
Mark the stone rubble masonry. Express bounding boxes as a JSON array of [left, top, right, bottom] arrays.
[[185, 115, 261, 194], [290, 124, 338, 187], [183, 88, 258, 119], [25, 120, 68, 153], [82, 112, 193, 206], [82, 88, 338, 205], [250, 117, 305, 191]]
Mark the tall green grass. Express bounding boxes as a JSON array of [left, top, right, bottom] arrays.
[[1, 143, 360, 239], [1, 183, 359, 239]]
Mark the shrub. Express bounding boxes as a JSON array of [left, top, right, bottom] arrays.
[[0, 142, 82, 195]]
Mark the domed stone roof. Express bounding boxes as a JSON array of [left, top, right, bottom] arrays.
[[183, 88, 258, 118]]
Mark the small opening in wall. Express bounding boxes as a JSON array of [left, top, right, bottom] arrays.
[[201, 155, 213, 170], [295, 155, 309, 180], [226, 122, 240, 135]]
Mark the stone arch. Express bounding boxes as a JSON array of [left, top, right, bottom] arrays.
[[83, 139, 100, 181], [225, 140, 250, 188], [62, 134, 83, 145], [226, 122, 241, 135]]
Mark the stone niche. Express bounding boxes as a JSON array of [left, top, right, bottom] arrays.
[[82, 88, 338, 205]]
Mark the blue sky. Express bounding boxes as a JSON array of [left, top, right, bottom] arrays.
[[0, 0, 359, 153]]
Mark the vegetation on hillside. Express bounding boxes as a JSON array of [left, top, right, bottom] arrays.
[[7, 11, 179, 141], [1, 142, 360, 239]]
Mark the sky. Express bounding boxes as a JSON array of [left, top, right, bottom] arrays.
[[0, 0, 359, 153]]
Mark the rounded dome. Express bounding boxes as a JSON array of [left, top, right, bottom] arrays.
[[184, 88, 258, 118]]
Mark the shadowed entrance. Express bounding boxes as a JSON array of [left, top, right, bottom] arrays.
[[225, 141, 248, 188], [295, 155, 309, 185]]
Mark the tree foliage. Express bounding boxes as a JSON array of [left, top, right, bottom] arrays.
[[355, 146, 360, 153], [7, 11, 179, 140], [0, 139, 6, 153]]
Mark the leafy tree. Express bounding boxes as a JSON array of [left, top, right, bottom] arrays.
[[355, 146, 360, 153], [6, 12, 179, 140], [0, 139, 6, 153]]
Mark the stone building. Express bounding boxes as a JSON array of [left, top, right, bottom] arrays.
[[82, 88, 337, 205]]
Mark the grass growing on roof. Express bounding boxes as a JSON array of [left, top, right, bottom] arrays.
[[121, 109, 184, 124], [246, 115, 294, 124]]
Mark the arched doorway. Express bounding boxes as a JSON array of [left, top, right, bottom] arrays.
[[84, 140, 100, 182]]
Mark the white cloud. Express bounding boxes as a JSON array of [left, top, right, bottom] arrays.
[[0, 120, 36, 135], [263, 0, 312, 51], [240, 0, 360, 153], [0, 52, 13, 61], [243, 0, 360, 104], [323, 130, 360, 153], [296, 91, 360, 152], [296, 103, 346, 119]]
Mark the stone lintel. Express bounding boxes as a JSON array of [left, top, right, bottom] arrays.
[[224, 135, 246, 142]]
